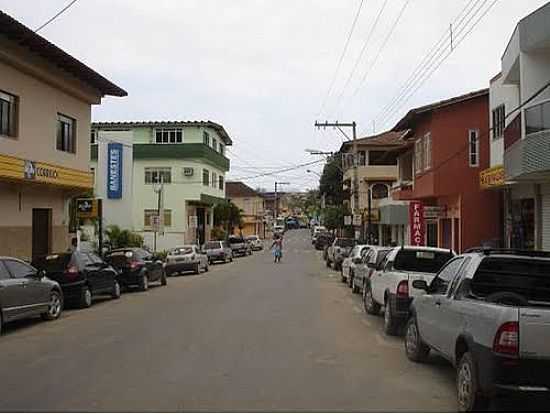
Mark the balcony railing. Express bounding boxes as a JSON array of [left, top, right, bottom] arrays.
[[504, 112, 522, 150]]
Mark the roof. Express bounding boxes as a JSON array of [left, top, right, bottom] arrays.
[[340, 129, 410, 152], [92, 120, 233, 145], [393, 88, 489, 131], [0, 11, 126, 97], [226, 181, 260, 198]]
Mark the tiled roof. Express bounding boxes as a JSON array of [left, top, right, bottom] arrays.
[[0, 10, 126, 97], [92, 120, 233, 145], [226, 181, 260, 198], [340, 129, 410, 152]]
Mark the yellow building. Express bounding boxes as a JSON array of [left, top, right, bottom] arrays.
[[0, 11, 126, 259], [226, 182, 265, 237]]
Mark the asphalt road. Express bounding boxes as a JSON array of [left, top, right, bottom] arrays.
[[0, 230, 465, 411]]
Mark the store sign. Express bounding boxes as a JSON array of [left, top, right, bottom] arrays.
[[107, 143, 123, 199], [409, 201, 425, 246], [24, 160, 59, 180], [344, 215, 352, 226], [183, 167, 194, 176], [76, 198, 98, 219], [480, 165, 505, 189], [353, 214, 362, 226], [424, 206, 446, 220]]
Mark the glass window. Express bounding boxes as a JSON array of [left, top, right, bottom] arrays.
[[154, 128, 183, 143], [0, 261, 11, 280], [212, 138, 217, 152], [424, 133, 431, 170], [394, 249, 454, 274], [368, 151, 398, 166], [0, 90, 18, 137], [144, 209, 172, 227], [219, 143, 225, 155], [56, 113, 76, 153], [212, 172, 217, 188], [203, 169, 210, 186], [203, 131, 210, 145], [4, 259, 36, 279], [492, 105, 505, 139], [219, 175, 224, 190], [414, 139, 423, 173], [448, 258, 471, 297], [371, 183, 389, 200], [90, 129, 96, 144], [430, 258, 464, 295], [144, 167, 171, 184], [468, 129, 479, 167]]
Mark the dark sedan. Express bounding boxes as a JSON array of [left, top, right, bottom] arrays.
[[106, 248, 166, 291]]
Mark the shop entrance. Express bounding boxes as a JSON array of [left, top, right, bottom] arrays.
[[441, 218, 453, 249], [32, 208, 52, 258], [197, 207, 206, 245], [426, 222, 438, 247]]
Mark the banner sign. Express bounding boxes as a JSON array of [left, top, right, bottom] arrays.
[[76, 198, 98, 219], [480, 165, 505, 189], [409, 201, 425, 246], [107, 143, 123, 199]]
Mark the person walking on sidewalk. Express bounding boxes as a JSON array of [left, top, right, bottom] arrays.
[[271, 234, 283, 263]]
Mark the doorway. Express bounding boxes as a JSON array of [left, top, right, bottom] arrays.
[[32, 208, 52, 258], [197, 207, 206, 245]]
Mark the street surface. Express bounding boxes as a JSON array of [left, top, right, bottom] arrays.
[[0, 230, 467, 412]]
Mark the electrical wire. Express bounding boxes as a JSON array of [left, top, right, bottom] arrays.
[[35, 0, 79, 33]]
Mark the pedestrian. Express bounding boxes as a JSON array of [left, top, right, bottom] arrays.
[[271, 234, 283, 263]]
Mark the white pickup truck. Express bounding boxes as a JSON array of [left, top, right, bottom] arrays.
[[406, 248, 550, 411], [363, 246, 455, 335]]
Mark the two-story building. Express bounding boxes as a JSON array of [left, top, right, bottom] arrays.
[[90, 121, 232, 250], [391, 89, 500, 252], [226, 181, 265, 237], [340, 130, 411, 245], [0, 11, 126, 259], [483, 2, 550, 250]]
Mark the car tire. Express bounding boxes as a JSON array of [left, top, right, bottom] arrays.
[[352, 276, 360, 294], [41, 290, 63, 320], [194, 263, 200, 274], [326, 259, 331, 268], [340, 267, 347, 283], [204, 263, 209, 272], [348, 270, 354, 288], [384, 297, 400, 336], [79, 285, 92, 308], [111, 281, 121, 299], [364, 285, 380, 315], [230, 256, 233, 262], [140, 274, 149, 291], [404, 317, 430, 362], [457, 352, 488, 412], [160, 271, 167, 286]]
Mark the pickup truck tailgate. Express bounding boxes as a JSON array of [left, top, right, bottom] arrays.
[[520, 307, 550, 359]]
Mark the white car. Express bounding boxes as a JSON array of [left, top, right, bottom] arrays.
[[245, 235, 263, 251], [311, 225, 327, 243], [165, 245, 209, 276], [341, 244, 371, 289], [363, 246, 455, 335]]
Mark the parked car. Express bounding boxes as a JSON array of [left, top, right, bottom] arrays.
[[314, 232, 334, 251], [363, 246, 455, 335], [0, 257, 63, 334], [105, 248, 166, 291], [273, 225, 285, 235], [32, 251, 121, 308], [354, 246, 392, 295], [229, 235, 252, 257], [165, 245, 208, 276], [341, 244, 371, 289], [311, 225, 326, 243], [406, 248, 550, 412], [286, 218, 299, 229], [245, 235, 264, 251], [204, 240, 233, 264], [326, 238, 356, 270]]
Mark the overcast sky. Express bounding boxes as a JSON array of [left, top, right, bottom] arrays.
[[2, 0, 548, 191]]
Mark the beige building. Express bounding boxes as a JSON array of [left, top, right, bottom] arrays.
[[0, 11, 126, 259], [226, 182, 265, 237]]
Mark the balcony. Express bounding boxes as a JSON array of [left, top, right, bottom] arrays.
[[343, 165, 398, 182]]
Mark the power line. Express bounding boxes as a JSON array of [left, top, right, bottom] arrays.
[[317, 0, 366, 117], [35, 0, 79, 33]]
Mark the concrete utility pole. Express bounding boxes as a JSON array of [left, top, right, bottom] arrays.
[[314, 121, 360, 239], [274, 181, 290, 220]]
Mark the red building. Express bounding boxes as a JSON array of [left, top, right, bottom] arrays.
[[390, 89, 500, 252]]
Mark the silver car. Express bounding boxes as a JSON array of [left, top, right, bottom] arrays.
[[245, 235, 264, 251], [0, 257, 63, 334], [341, 244, 370, 288], [204, 240, 233, 264], [165, 245, 209, 276]]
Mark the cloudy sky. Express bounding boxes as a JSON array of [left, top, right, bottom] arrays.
[[1, 0, 548, 191]]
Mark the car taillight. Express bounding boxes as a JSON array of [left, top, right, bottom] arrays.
[[65, 265, 79, 280], [129, 260, 143, 270], [396, 280, 409, 297], [493, 322, 519, 357]]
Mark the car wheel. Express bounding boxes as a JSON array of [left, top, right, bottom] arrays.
[[340, 267, 347, 283], [352, 276, 360, 294], [42, 290, 63, 320], [457, 352, 488, 412], [80, 285, 92, 308], [384, 297, 400, 336], [111, 281, 121, 299], [230, 255, 233, 262], [140, 274, 149, 291], [405, 317, 430, 362], [194, 263, 200, 274], [364, 285, 380, 315], [204, 262, 209, 272], [348, 270, 354, 288], [326, 259, 331, 268], [160, 271, 167, 286]]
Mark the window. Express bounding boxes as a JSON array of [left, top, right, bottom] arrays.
[[219, 175, 224, 190], [203, 169, 210, 186], [414, 139, 423, 173], [212, 138, 217, 152], [0, 90, 17, 137], [56, 113, 76, 153], [448, 258, 471, 297], [144, 209, 172, 227], [203, 131, 210, 145], [90, 129, 97, 144], [211, 171, 217, 188], [371, 183, 389, 200], [0, 261, 10, 280], [430, 258, 464, 295], [492, 105, 505, 139], [525, 101, 550, 135], [468, 129, 479, 167], [368, 151, 398, 166], [423, 133, 431, 170], [4, 259, 36, 279], [219, 143, 225, 155], [154, 128, 183, 144], [144, 167, 171, 184], [394, 249, 455, 274], [358, 151, 366, 166]]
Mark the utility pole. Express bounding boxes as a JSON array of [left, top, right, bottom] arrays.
[[314, 121, 360, 240], [153, 175, 164, 252], [274, 181, 290, 220]]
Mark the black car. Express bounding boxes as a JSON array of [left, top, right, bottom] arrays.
[[32, 251, 120, 308], [314, 232, 334, 251], [106, 248, 166, 291]]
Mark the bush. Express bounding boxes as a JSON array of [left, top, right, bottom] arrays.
[[211, 227, 227, 241], [105, 225, 144, 249]]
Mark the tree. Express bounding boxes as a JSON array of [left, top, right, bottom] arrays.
[[214, 201, 243, 236], [105, 225, 144, 249], [319, 152, 344, 205]]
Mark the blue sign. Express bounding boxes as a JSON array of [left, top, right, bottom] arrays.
[[107, 143, 123, 199]]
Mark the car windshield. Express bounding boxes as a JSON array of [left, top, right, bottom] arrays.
[[470, 257, 550, 306], [171, 247, 193, 255], [246, 236, 258, 241], [229, 237, 244, 243], [393, 249, 454, 274], [205, 242, 221, 249], [32, 253, 72, 272], [335, 239, 355, 248]]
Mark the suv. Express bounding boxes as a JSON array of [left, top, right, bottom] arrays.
[[33, 251, 121, 308], [105, 248, 166, 291], [406, 249, 550, 412], [228, 236, 252, 257], [165, 245, 209, 276], [204, 240, 233, 264], [363, 246, 454, 335], [326, 238, 356, 270]]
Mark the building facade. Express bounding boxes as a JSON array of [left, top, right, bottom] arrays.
[[0, 11, 126, 259], [226, 182, 265, 237], [483, 2, 550, 250], [391, 89, 500, 252], [90, 121, 232, 250]]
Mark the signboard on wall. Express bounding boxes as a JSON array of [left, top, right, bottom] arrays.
[[107, 143, 123, 199], [480, 165, 505, 189], [344, 215, 352, 226], [353, 214, 362, 226], [189, 215, 198, 228], [409, 201, 425, 246], [76, 198, 98, 218]]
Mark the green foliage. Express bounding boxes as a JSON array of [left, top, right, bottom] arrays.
[[214, 201, 243, 235], [322, 204, 352, 231], [105, 225, 144, 249], [319, 152, 344, 205], [210, 226, 227, 241]]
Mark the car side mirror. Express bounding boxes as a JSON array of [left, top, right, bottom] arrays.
[[412, 279, 428, 291]]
